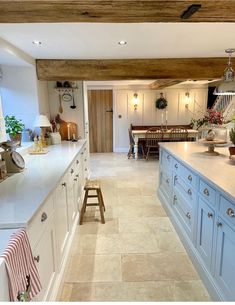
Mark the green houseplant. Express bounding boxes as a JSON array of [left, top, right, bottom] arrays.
[[5, 115, 25, 145], [229, 128, 235, 156]]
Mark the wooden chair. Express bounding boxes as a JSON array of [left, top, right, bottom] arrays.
[[169, 128, 188, 142], [79, 180, 105, 224], [127, 129, 145, 159], [145, 127, 163, 160]]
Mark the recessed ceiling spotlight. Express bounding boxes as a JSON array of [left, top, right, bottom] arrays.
[[118, 40, 127, 46], [32, 40, 42, 45]]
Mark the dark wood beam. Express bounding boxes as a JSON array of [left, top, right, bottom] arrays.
[[149, 80, 184, 90], [1, 1, 235, 23], [36, 58, 226, 81]]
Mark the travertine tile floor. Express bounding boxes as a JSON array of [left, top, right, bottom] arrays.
[[59, 153, 211, 301]]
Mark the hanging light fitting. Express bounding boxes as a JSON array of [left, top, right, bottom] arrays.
[[214, 48, 235, 95]]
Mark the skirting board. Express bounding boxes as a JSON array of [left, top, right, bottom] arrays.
[[114, 147, 129, 153], [158, 188, 225, 301]]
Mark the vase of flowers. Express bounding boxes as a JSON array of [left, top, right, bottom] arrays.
[[191, 109, 225, 140]]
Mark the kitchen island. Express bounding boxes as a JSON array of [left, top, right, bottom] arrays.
[[158, 141, 235, 301], [0, 140, 89, 301]]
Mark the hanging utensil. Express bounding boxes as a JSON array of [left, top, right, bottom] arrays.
[[59, 93, 63, 113], [70, 92, 77, 109]]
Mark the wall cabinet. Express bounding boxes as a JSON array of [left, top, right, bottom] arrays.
[[158, 147, 235, 301]]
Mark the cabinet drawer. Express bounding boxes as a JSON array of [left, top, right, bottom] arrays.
[[27, 195, 54, 249], [173, 174, 196, 205], [199, 179, 216, 207], [219, 195, 235, 228], [173, 159, 197, 188], [161, 150, 172, 172], [173, 189, 193, 238]]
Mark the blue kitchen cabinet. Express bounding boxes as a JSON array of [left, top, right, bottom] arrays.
[[196, 198, 215, 271], [215, 219, 235, 301]]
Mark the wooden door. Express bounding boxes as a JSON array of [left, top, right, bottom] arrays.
[[88, 90, 113, 153]]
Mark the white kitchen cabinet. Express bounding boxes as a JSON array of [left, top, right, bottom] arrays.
[[54, 177, 69, 270], [32, 215, 56, 301], [66, 165, 77, 230]]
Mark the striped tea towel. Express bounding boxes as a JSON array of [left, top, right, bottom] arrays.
[[0, 229, 42, 301]]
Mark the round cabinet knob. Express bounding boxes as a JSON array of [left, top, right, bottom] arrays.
[[188, 175, 192, 181], [216, 221, 223, 227], [41, 212, 48, 222], [174, 175, 178, 181], [186, 212, 191, 219], [187, 189, 192, 195], [84, 159, 87, 162], [70, 168, 74, 174], [226, 208, 235, 217], [166, 178, 170, 184], [167, 155, 170, 160], [203, 188, 209, 196], [76, 174, 79, 178], [175, 164, 178, 169], [74, 178, 78, 181], [207, 212, 213, 218], [62, 182, 66, 187], [34, 255, 40, 263], [76, 160, 79, 164], [173, 195, 177, 202]]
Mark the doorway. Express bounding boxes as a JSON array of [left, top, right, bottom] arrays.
[[88, 90, 113, 153]]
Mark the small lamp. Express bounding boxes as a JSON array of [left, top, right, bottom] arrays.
[[34, 114, 51, 147], [185, 92, 191, 109], [133, 93, 139, 111]]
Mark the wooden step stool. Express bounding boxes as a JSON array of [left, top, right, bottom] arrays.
[[79, 180, 105, 224]]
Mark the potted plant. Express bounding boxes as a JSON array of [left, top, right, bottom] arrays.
[[229, 128, 235, 156], [4, 115, 25, 145]]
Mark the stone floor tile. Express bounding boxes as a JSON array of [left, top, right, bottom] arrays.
[[173, 280, 211, 301], [78, 218, 119, 234], [122, 253, 198, 282], [65, 254, 122, 283]]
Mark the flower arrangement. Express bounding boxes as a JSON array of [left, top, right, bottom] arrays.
[[191, 109, 223, 129]]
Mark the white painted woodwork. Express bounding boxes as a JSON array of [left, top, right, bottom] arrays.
[[113, 87, 208, 152]]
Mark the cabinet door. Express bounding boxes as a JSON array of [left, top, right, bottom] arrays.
[[67, 170, 77, 229], [215, 219, 235, 301], [196, 198, 215, 270], [33, 215, 56, 301], [54, 180, 69, 268]]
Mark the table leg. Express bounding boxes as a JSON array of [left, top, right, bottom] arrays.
[[134, 137, 138, 160]]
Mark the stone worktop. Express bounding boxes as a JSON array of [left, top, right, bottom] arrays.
[[159, 141, 235, 202], [0, 140, 86, 229]]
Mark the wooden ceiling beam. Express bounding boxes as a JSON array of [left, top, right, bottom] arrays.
[[1, 1, 235, 23], [149, 80, 184, 90], [36, 58, 226, 81]]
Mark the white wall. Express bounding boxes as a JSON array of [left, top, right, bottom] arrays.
[[47, 81, 85, 138], [0, 65, 40, 130], [113, 87, 208, 152]]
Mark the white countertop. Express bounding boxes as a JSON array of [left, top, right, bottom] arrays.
[[0, 140, 86, 229], [159, 141, 235, 201]]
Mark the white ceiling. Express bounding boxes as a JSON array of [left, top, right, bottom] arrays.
[[0, 22, 235, 64]]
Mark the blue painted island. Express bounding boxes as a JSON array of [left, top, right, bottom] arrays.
[[158, 141, 235, 301]]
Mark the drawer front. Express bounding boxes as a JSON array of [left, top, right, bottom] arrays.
[[199, 179, 216, 207], [173, 159, 197, 188], [219, 195, 235, 228], [173, 174, 196, 205], [159, 170, 172, 202], [173, 189, 193, 238], [27, 195, 54, 249], [161, 150, 172, 173]]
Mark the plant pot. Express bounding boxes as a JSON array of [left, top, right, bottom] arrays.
[[9, 133, 22, 146], [229, 146, 235, 156]]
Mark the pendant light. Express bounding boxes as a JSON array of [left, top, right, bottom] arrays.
[[214, 48, 235, 95]]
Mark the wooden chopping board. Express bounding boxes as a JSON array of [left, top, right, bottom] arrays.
[[59, 121, 78, 140]]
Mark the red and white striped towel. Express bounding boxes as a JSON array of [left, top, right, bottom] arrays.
[[0, 229, 42, 301]]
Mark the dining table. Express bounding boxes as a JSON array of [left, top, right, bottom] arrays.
[[131, 129, 199, 159]]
